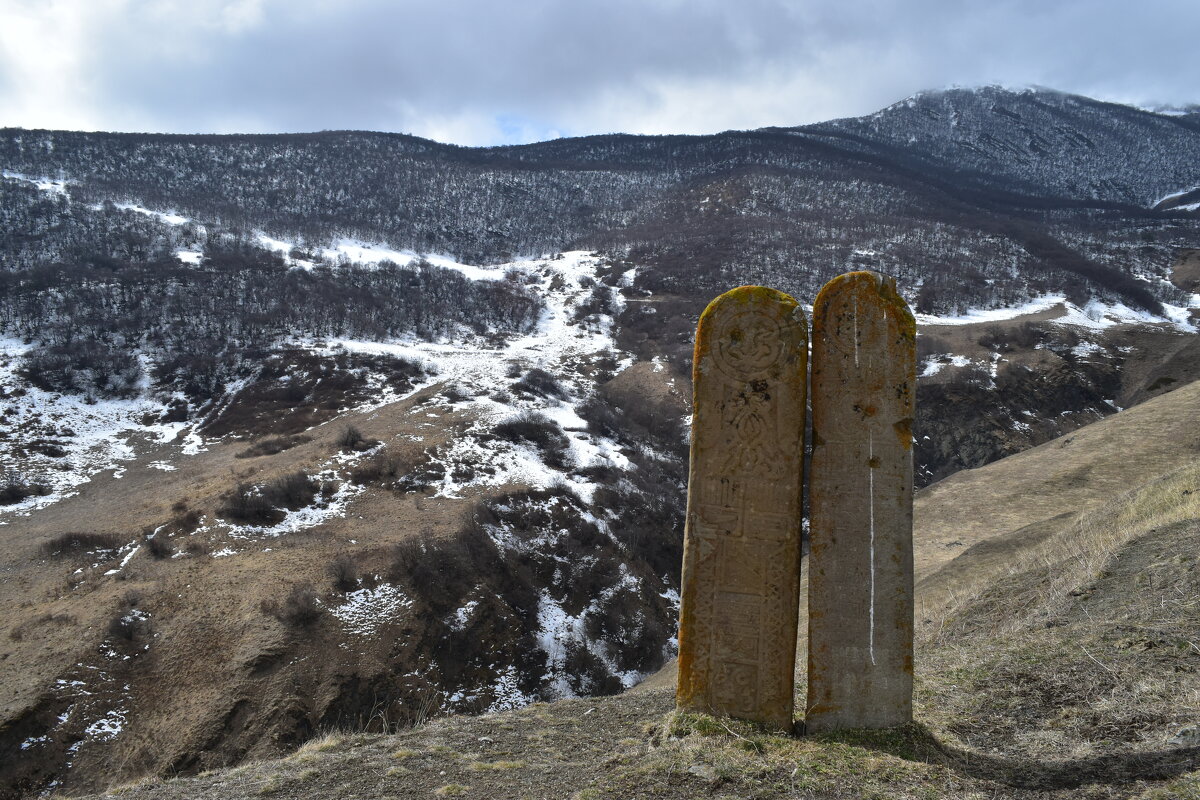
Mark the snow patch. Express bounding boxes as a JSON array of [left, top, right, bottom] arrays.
[[1152, 185, 1200, 208], [0, 339, 189, 516], [331, 251, 633, 503], [916, 294, 1066, 325], [221, 473, 364, 541], [920, 354, 972, 377], [449, 600, 479, 632], [485, 666, 533, 713], [111, 203, 188, 226], [83, 709, 126, 741], [103, 545, 140, 576], [330, 584, 413, 637], [2, 170, 70, 195], [918, 294, 1194, 332]]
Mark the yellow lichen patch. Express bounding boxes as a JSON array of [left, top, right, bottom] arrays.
[[877, 275, 917, 342], [697, 285, 799, 325]]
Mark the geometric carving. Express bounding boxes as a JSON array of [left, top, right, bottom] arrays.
[[805, 271, 917, 733], [676, 285, 807, 731]]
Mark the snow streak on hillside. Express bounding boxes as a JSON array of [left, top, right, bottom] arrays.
[[916, 293, 1198, 331], [0, 340, 187, 519], [324, 251, 652, 703], [333, 251, 633, 502]]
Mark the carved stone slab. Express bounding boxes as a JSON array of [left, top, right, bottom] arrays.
[[806, 271, 916, 733], [676, 286, 807, 731]]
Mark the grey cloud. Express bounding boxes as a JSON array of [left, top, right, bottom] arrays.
[[6, 0, 1200, 143]]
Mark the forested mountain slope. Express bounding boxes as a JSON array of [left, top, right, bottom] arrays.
[[4, 86, 1199, 312], [2, 85, 1199, 798]]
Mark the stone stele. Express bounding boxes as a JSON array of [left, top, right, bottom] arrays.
[[676, 285, 808, 731], [806, 270, 916, 733]]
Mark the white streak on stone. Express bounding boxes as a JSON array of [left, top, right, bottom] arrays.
[[868, 431, 876, 666]]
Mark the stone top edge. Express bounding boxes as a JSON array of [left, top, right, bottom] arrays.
[[812, 271, 916, 340], [698, 284, 804, 324]]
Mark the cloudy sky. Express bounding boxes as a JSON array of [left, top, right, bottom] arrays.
[[1, 0, 1196, 146]]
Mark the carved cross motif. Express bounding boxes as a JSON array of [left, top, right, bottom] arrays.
[[676, 286, 807, 732]]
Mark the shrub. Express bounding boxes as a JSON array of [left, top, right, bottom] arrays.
[[512, 368, 567, 400], [0, 473, 51, 505], [915, 334, 954, 360], [576, 396, 620, 438], [41, 531, 124, 556], [328, 554, 359, 592], [28, 440, 67, 458], [977, 322, 1048, 352], [387, 527, 513, 616], [220, 482, 283, 525], [145, 532, 174, 559], [572, 284, 617, 322], [440, 384, 470, 403], [108, 592, 150, 642], [237, 434, 312, 458], [388, 534, 442, 606], [349, 451, 404, 485], [337, 425, 366, 450], [263, 471, 319, 510], [20, 337, 143, 399], [108, 612, 146, 641], [173, 508, 204, 533], [185, 538, 210, 556], [263, 584, 323, 626], [563, 642, 623, 697], [493, 412, 571, 469]]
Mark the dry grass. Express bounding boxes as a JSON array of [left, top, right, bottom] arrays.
[[914, 460, 1200, 766], [291, 732, 345, 758], [925, 460, 1200, 643], [1135, 771, 1200, 799], [467, 759, 525, 771], [626, 711, 966, 799]]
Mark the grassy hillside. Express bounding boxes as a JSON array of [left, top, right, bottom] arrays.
[[51, 381, 1200, 799]]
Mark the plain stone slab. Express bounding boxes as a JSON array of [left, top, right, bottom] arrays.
[[806, 270, 916, 733]]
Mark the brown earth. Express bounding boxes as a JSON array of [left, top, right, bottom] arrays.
[[4, 309, 1200, 798], [1170, 248, 1200, 295], [915, 376, 1200, 611], [0, 380, 508, 797], [59, 379, 1200, 799]]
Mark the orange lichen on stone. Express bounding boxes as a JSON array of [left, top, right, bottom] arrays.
[[806, 270, 916, 734], [677, 285, 807, 732]]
